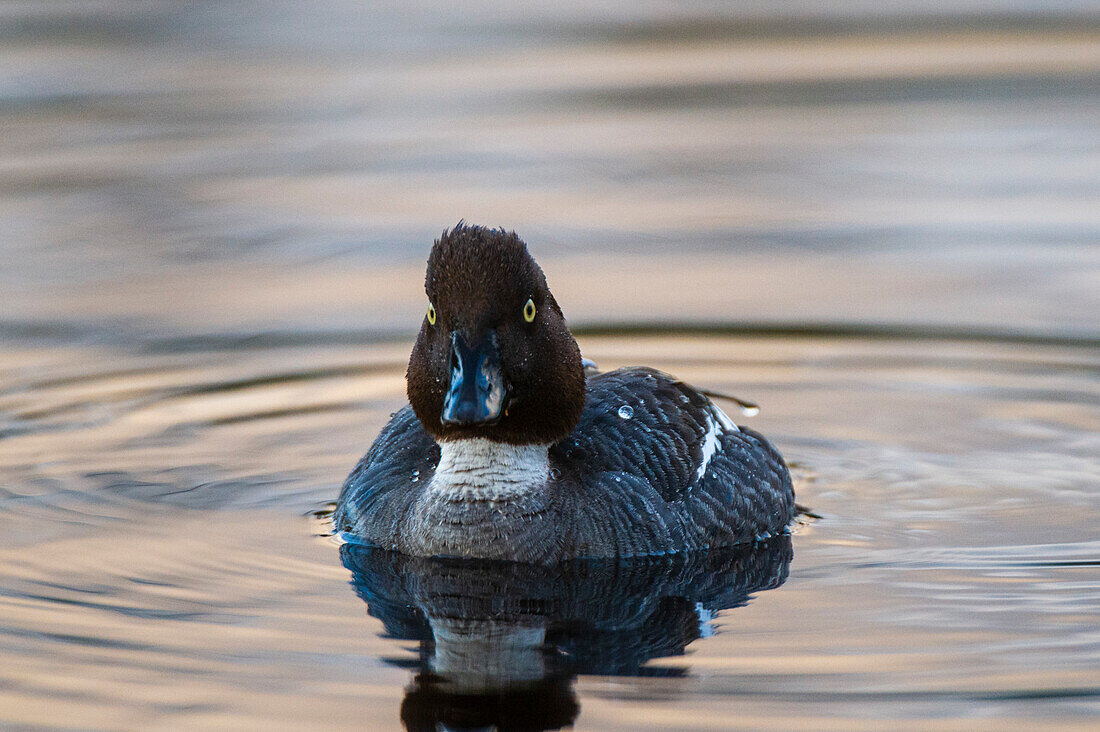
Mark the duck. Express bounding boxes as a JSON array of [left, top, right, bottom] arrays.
[[333, 224, 794, 563]]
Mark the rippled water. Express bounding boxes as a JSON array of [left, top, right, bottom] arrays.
[[2, 2, 1098, 730], [2, 332, 1096, 729]]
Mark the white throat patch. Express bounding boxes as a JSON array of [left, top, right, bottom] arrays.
[[429, 438, 550, 501]]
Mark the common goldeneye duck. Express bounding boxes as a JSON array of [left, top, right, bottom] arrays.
[[334, 224, 794, 563]]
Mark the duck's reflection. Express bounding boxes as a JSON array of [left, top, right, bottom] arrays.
[[341, 536, 792, 731]]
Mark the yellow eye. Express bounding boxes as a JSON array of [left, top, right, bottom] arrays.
[[427, 303, 436, 325], [523, 298, 536, 323]]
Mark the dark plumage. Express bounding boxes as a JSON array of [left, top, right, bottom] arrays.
[[407, 223, 585, 446], [334, 224, 795, 562]]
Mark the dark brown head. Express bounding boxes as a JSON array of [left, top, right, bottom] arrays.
[[406, 224, 586, 445]]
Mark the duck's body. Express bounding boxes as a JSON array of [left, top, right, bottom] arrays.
[[336, 367, 792, 563], [334, 225, 794, 563]]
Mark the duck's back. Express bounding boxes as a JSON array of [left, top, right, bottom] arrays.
[[549, 368, 794, 556]]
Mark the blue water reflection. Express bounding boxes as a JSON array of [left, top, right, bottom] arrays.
[[342, 536, 792, 730]]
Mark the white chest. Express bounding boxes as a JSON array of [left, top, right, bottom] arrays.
[[427, 438, 550, 501]]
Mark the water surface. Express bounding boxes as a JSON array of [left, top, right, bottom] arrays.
[[1, 2, 1098, 730]]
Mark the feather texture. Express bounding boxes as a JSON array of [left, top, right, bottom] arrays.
[[334, 367, 794, 562]]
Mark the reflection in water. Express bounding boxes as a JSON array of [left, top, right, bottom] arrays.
[[0, 333, 1095, 727], [340, 536, 792, 730], [2, 2, 1097, 724]]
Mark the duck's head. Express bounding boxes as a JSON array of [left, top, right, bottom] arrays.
[[406, 224, 585, 446]]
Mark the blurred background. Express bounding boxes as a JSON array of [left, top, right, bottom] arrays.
[[1, 2, 1098, 730], [3, 0, 1097, 341]]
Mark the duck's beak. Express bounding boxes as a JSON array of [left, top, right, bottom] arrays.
[[441, 330, 508, 426]]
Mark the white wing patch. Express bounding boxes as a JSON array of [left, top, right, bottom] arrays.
[[712, 402, 739, 433], [696, 402, 739, 481]]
